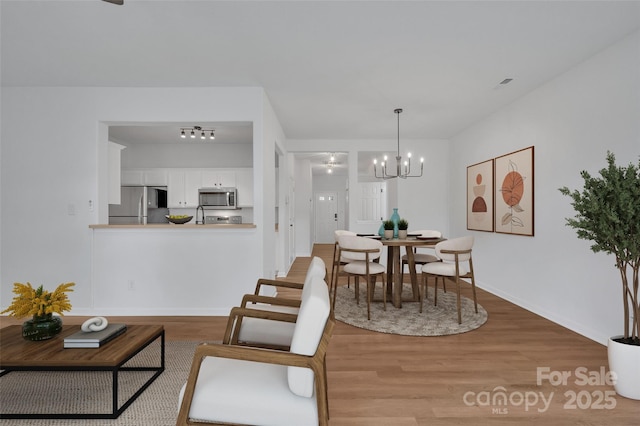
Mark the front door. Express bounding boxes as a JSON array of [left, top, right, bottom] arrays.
[[314, 191, 338, 243]]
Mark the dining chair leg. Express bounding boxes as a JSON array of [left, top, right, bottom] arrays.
[[419, 273, 426, 313], [366, 275, 372, 320], [331, 264, 338, 311], [433, 276, 439, 306], [456, 278, 462, 324], [381, 274, 387, 311], [355, 276, 360, 305]]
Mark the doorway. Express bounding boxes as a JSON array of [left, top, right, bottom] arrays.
[[314, 191, 338, 243]]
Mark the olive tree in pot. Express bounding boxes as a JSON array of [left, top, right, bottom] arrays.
[[559, 152, 640, 400]]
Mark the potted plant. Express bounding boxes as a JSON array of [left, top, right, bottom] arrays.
[[397, 218, 409, 239], [383, 220, 395, 239], [559, 152, 640, 400], [1, 282, 75, 341]]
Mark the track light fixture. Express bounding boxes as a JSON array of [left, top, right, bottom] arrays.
[[180, 126, 215, 141], [373, 108, 424, 179]]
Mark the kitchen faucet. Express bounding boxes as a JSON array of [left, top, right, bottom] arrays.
[[195, 205, 205, 225]]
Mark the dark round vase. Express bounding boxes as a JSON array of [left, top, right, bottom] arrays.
[[22, 314, 63, 341]]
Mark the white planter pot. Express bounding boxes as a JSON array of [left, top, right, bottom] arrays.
[[607, 336, 640, 400]]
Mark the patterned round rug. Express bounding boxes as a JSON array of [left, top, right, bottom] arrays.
[[334, 283, 488, 336]]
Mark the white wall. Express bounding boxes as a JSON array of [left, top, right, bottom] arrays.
[[449, 30, 640, 345], [121, 143, 253, 169], [0, 87, 277, 315], [287, 139, 451, 238], [293, 157, 313, 257]]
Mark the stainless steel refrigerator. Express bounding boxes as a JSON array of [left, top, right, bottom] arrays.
[[108, 186, 169, 224]]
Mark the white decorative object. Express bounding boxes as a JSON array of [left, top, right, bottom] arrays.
[[81, 316, 109, 332], [608, 337, 640, 400]]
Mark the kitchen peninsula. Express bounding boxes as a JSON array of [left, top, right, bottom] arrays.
[[88, 221, 262, 317]]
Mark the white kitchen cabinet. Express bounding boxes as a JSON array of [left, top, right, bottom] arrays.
[[121, 169, 144, 186], [168, 170, 201, 208], [235, 168, 253, 207], [201, 170, 236, 188], [108, 142, 125, 204], [144, 170, 168, 186]]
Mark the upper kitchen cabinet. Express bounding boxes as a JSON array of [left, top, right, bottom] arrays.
[[121, 169, 168, 186], [143, 170, 168, 186], [235, 168, 253, 207], [201, 170, 236, 188], [121, 169, 144, 186], [168, 170, 201, 208], [108, 142, 125, 204]]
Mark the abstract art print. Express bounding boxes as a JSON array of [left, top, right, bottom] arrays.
[[467, 159, 494, 232], [494, 146, 534, 236]]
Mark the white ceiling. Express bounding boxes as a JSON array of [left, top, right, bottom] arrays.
[[2, 0, 639, 175]]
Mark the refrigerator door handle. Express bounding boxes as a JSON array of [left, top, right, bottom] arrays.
[[138, 195, 144, 224]]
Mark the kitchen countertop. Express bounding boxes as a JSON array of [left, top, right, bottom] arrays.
[[89, 224, 256, 229]]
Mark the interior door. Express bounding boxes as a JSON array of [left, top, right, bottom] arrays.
[[314, 191, 338, 243]]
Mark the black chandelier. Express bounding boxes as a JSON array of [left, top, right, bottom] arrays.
[[373, 108, 424, 179]]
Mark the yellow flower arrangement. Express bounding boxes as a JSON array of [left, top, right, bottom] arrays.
[[1, 282, 75, 318]]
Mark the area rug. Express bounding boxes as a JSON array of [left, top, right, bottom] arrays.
[[334, 283, 488, 336], [0, 340, 198, 426]]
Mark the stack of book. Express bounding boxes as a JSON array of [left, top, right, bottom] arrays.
[[63, 323, 127, 348]]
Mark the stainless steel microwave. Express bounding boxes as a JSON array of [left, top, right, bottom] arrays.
[[198, 187, 238, 209]]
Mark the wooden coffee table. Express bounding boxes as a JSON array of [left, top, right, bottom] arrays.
[[0, 324, 164, 419]]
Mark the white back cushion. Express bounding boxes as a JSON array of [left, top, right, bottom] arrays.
[[338, 235, 382, 262], [435, 235, 474, 262], [304, 256, 326, 287], [287, 276, 330, 397]]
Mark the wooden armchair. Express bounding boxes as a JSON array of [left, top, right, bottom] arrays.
[[177, 276, 334, 426], [234, 257, 326, 349], [251, 256, 327, 298]]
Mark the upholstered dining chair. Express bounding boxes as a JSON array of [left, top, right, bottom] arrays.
[[330, 230, 357, 297], [177, 275, 334, 426], [420, 235, 477, 323], [336, 235, 386, 319], [402, 229, 445, 297], [401, 229, 442, 268]]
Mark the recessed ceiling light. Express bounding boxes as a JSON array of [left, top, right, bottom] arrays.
[[499, 78, 514, 85]]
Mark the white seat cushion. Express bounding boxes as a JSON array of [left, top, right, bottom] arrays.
[[179, 356, 318, 426], [422, 261, 468, 277], [343, 261, 385, 275], [288, 276, 330, 397]]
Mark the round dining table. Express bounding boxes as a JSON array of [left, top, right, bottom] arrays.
[[380, 236, 445, 308]]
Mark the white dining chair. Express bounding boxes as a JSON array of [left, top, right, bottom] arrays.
[[420, 235, 478, 324], [337, 235, 386, 320]]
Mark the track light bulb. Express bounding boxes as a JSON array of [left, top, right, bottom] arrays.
[[181, 130, 186, 138], [190, 130, 195, 138], [210, 131, 215, 140]]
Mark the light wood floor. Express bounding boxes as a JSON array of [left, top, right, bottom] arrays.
[[2, 244, 638, 425]]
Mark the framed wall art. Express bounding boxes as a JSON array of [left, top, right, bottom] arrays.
[[467, 159, 494, 232], [494, 146, 534, 236]]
